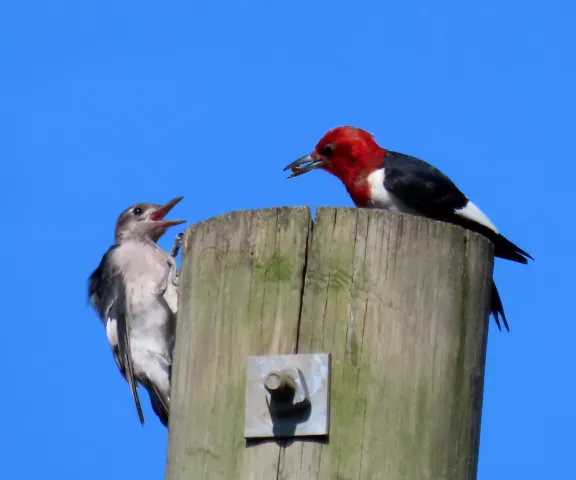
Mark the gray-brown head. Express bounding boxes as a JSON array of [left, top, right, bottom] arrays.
[[115, 196, 186, 244]]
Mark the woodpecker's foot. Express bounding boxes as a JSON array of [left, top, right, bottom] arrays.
[[157, 258, 173, 296], [157, 256, 179, 296], [157, 269, 169, 296], [170, 233, 184, 258]]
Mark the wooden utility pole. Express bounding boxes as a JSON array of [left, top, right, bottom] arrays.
[[165, 207, 494, 480]]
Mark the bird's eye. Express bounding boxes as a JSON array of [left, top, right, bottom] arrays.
[[319, 144, 334, 156], [133, 207, 143, 216]]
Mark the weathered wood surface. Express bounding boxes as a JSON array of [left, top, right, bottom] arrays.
[[165, 207, 494, 480]]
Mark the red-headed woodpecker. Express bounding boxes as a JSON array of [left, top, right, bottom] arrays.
[[284, 126, 532, 331], [89, 196, 186, 427]]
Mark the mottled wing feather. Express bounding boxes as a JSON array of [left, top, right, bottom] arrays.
[[88, 246, 145, 424]]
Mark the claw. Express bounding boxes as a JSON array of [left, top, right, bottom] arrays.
[[171, 232, 184, 258]]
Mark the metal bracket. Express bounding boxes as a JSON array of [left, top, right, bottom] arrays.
[[244, 353, 330, 438]]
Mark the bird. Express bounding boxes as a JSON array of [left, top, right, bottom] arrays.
[[88, 196, 186, 427], [284, 126, 532, 331]]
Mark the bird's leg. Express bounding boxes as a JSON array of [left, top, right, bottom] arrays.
[[157, 262, 170, 296], [168, 256, 180, 288], [157, 232, 183, 296], [157, 256, 180, 296], [169, 232, 183, 288]]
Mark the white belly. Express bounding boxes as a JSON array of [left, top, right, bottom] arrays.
[[110, 241, 178, 354]]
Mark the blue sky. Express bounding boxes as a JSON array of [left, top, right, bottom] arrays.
[[1, 1, 573, 478]]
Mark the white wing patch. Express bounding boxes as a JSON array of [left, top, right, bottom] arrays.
[[455, 201, 499, 234], [105, 317, 119, 348], [368, 169, 499, 233]]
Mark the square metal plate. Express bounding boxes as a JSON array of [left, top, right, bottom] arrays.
[[244, 353, 330, 438]]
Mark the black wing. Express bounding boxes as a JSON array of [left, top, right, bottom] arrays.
[[141, 377, 170, 427], [383, 150, 468, 219], [88, 247, 145, 424], [384, 151, 532, 264], [384, 151, 536, 330]]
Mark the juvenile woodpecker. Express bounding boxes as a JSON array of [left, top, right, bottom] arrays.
[[284, 126, 532, 330], [88, 196, 186, 427]]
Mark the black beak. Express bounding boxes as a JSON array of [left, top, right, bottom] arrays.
[[283, 154, 325, 178]]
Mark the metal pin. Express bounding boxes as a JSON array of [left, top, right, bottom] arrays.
[[264, 370, 297, 403], [264, 368, 311, 418]]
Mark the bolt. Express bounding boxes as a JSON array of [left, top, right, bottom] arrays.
[[264, 370, 297, 402]]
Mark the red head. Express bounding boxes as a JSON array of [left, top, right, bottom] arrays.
[[284, 126, 386, 185]]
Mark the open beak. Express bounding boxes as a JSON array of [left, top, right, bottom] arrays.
[[149, 196, 186, 227], [283, 153, 325, 178]]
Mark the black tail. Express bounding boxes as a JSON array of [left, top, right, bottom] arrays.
[[490, 234, 532, 332], [449, 220, 531, 331], [112, 345, 145, 425], [453, 216, 533, 265], [491, 280, 509, 331], [142, 379, 170, 428], [492, 233, 533, 264]]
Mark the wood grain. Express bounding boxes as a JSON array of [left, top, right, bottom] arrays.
[[166, 207, 494, 480], [165, 207, 311, 480]]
